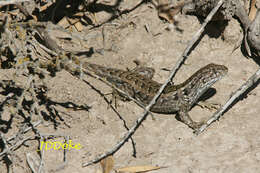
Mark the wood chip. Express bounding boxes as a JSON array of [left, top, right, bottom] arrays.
[[100, 155, 114, 173], [74, 21, 84, 32]]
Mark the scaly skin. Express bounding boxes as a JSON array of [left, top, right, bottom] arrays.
[[82, 62, 228, 130]]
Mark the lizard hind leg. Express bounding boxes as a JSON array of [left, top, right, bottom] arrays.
[[112, 89, 131, 102], [103, 90, 131, 110], [114, 90, 131, 109], [109, 87, 135, 109]]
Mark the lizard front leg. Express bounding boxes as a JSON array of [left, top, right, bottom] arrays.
[[177, 90, 204, 130], [178, 105, 204, 130], [128, 60, 155, 79]]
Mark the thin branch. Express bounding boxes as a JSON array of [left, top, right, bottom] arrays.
[[173, 0, 224, 73], [195, 67, 260, 135], [0, 0, 30, 6], [0, 136, 33, 157], [7, 120, 41, 141], [82, 0, 224, 167], [0, 132, 14, 166], [0, 132, 12, 157], [81, 78, 137, 157], [0, 120, 41, 158]]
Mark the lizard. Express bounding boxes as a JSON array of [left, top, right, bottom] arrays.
[[79, 61, 228, 130]]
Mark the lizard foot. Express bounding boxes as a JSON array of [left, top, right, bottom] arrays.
[[197, 101, 221, 110], [178, 109, 204, 130], [188, 121, 204, 131]]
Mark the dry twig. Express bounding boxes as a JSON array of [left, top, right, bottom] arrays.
[[0, 135, 34, 157], [196, 67, 260, 134]]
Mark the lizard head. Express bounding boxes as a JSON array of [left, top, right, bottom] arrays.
[[180, 63, 228, 106]]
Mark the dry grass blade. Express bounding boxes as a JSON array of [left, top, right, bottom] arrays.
[[100, 155, 114, 173], [116, 165, 162, 173]]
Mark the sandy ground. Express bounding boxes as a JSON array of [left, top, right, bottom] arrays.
[[1, 1, 260, 173]]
